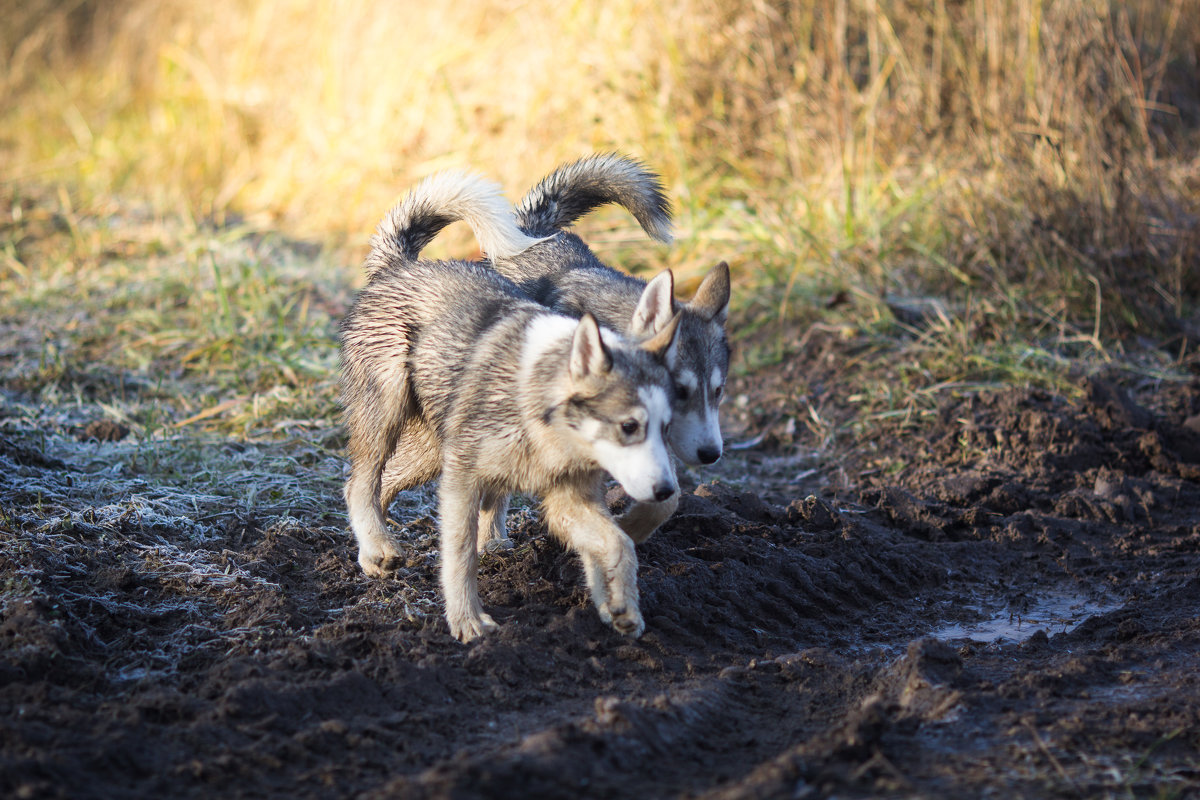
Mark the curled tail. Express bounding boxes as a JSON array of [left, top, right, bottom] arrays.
[[515, 153, 673, 243], [364, 172, 547, 280]]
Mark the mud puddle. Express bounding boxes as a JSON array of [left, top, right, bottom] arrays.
[[926, 589, 1124, 644]]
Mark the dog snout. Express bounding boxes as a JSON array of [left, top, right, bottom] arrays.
[[653, 483, 676, 502], [697, 445, 721, 465]]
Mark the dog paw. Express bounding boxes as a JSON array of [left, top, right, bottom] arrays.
[[358, 549, 403, 579], [450, 612, 499, 643], [616, 498, 676, 544], [478, 536, 514, 555], [603, 604, 644, 638]]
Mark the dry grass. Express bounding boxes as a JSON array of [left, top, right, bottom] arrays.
[[3, 2, 1197, 320], [2, 0, 1199, 458], [0, 181, 350, 433]]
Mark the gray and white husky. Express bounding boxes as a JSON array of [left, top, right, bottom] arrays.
[[340, 173, 682, 642], [493, 154, 732, 541]]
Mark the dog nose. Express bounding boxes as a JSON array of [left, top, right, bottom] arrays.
[[697, 446, 721, 464], [653, 484, 676, 502]]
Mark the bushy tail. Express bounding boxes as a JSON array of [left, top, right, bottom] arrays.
[[515, 153, 673, 243], [364, 172, 547, 280]]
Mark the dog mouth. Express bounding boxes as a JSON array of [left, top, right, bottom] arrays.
[[624, 480, 677, 504], [669, 418, 724, 466]]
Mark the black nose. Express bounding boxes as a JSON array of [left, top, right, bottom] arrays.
[[697, 446, 721, 464], [653, 484, 676, 502]]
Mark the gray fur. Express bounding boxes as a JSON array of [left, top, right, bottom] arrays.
[[515, 152, 673, 243], [340, 175, 681, 643], [495, 155, 732, 541]]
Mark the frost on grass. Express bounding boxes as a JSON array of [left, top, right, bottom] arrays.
[[0, 397, 442, 686], [0, 198, 447, 685]]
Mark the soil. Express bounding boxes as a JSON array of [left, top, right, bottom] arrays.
[[3, 364, 1200, 798]]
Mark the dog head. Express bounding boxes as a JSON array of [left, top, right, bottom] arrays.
[[566, 312, 681, 504], [627, 263, 731, 466]]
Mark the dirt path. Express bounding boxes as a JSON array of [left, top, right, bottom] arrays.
[[3, 374, 1199, 798]]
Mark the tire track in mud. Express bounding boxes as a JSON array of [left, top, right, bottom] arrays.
[[376, 639, 974, 799], [383, 651, 856, 799]]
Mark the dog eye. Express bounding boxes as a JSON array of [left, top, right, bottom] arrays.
[[674, 384, 690, 401], [713, 385, 723, 399], [620, 419, 640, 436]]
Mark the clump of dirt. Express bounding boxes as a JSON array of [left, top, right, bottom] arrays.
[[3, 371, 1200, 797]]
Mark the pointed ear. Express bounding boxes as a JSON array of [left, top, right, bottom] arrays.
[[569, 313, 612, 381], [630, 269, 676, 338], [689, 261, 730, 325], [641, 311, 682, 368]]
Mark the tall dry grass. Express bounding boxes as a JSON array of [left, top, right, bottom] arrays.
[[3, 0, 1198, 334]]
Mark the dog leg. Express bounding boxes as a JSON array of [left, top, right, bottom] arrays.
[[577, 549, 611, 622], [477, 494, 512, 554], [380, 420, 444, 510], [439, 476, 499, 642], [616, 493, 680, 544], [544, 485, 644, 638], [597, 533, 642, 638], [382, 419, 510, 556], [344, 409, 404, 579]]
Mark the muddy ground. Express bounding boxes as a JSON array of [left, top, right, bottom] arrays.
[[3, 346, 1200, 797]]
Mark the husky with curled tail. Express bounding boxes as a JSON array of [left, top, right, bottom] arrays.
[[340, 172, 682, 642], [493, 154, 731, 542]]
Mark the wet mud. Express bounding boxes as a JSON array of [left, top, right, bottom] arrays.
[[3, 376, 1200, 797]]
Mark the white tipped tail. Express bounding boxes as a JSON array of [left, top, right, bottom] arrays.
[[365, 171, 548, 280]]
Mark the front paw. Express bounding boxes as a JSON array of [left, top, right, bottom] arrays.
[[602, 603, 644, 638], [478, 536, 514, 555], [358, 541, 403, 578], [617, 496, 678, 544], [449, 612, 499, 643]]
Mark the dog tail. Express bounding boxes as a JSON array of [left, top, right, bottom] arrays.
[[515, 153, 673, 243], [364, 172, 547, 280]]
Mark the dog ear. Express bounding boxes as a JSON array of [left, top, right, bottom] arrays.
[[688, 261, 730, 325], [570, 313, 612, 381], [630, 269, 676, 338], [641, 310, 682, 368]]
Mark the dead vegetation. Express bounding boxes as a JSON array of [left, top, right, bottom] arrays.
[[3, 1, 1198, 326]]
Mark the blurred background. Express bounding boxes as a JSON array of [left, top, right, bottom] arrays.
[[2, 0, 1198, 331]]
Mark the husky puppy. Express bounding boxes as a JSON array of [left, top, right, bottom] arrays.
[[493, 154, 731, 541], [341, 173, 682, 642], [370, 173, 682, 554]]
